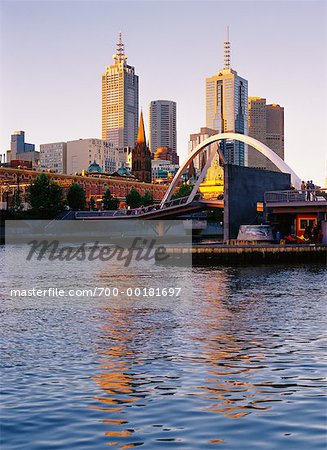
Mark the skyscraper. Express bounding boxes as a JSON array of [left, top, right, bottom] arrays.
[[248, 97, 284, 171], [206, 29, 248, 165], [9, 130, 39, 164], [102, 33, 139, 149], [149, 100, 177, 153]]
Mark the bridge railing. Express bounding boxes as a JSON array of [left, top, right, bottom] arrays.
[[162, 193, 201, 209], [265, 188, 327, 203], [74, 194, 202, 219]]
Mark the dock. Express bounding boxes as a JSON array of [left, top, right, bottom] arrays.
[[163, 243, 327, 264]]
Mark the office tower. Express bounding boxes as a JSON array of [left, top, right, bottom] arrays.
[[131, 112, 152, 183], [188, 127, 217, 171], [266, 104, 284, 160], [40, 142, 67, 174], [102, 33, 139, 149], [66, 138, 115, 174], [248, 97, 284, 171], [9, 131, 39, 164], [149, 100, 177, 154], [206, 30, 248, 165]]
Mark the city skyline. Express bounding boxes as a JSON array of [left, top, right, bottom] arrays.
[[0, 0, 326, 185]]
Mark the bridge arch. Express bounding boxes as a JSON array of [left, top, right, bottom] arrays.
[[160, 132, 301, 208]]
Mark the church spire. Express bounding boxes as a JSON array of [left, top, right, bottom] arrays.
[[224, 26, 231, 69], [137, 110, 146, 144]]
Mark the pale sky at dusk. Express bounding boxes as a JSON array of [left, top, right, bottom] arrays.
[[0, 0, 326, 185]]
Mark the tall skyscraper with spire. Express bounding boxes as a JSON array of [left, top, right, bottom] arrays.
[[206, 28, 248, 166], [132, 111, 152, 183], [102, 33, 139, 149]]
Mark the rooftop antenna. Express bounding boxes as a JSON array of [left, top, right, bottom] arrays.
[[224, 26, 231, 69], [113, 32, 127, 63]]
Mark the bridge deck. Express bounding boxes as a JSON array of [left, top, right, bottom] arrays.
[[75, 199, 224, 220]]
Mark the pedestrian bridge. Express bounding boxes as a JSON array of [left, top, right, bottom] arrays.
[[76, 132, 301, 221], [75, 195, 224, 220]]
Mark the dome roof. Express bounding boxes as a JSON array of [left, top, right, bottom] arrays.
[[87, 161, 103, 173], [111, 163, 134, 178]]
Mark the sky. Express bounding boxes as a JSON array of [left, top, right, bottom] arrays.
[[0, 0, 326, 186]]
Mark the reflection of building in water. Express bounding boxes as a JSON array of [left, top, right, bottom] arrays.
[[189, 273, 270, 419], [92, 310, 139, 446]]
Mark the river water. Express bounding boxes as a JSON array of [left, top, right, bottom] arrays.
[[1, 244, 326, 449]]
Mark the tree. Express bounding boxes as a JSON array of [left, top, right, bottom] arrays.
[[142, 191, 154, 206], [66, 183, 86, 211], [90, 196, 96, 210], [12, 191, 23, 212], [102, 189, 119, 210], [28, 173, 64, 215], [172, 183, 193, 200], [125, 187, 142, 208]]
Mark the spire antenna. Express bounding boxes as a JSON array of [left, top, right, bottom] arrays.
[[117, 32, 124, 61], [113, 32, 127, 63], [224, 26, 231, 69]]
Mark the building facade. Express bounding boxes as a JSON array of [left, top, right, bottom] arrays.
[[66, 138, 116, 175], [248, 97, 284, 171], [206, 35, 248, 166], [9, 131, 39, 165], [151, 159, 179, 182], [188, 127, 217, 171], [149, 100, 177, 153], [131, 112, 152, 183], [0, 167, 167, 209], [102, 33, 139, 149], [40, 142, 67, 173], [153, 146, 179, 165], [266, 104, 284, 160]]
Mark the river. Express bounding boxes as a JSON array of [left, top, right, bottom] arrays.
[[0, 244, 326, 449]]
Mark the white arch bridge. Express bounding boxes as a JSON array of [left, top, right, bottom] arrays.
[[75, 133, 300, 220]]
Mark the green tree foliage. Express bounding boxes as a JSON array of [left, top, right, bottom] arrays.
[[66, 183, 86, 211], [142, 191, 154, 206], [28, 173, 64, 215], [172, 183, 193, 200], [102, 189, 119, 210], [90, 196, 96, 210], [12, 191, 23, 212], [125, 187, 142, 208]]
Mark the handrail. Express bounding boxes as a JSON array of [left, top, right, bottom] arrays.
[[265, 188, 327, 203], [74, 194, 202, 219]]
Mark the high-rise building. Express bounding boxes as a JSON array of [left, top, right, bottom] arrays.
[[102, 33, 139, 149], [66, 138, 115, 175], [188, 127, 217, 171], [131, 112, 152, 183], [248, 97, 284, 171], [40, 142, 67, 174], [206, 30, 248, 165], [149, 100, 177, 154], [266, 104, 284, 160], [9, 131, 39, 164]]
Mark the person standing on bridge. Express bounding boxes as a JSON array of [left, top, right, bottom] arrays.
[[306, 181, 311, 201]]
